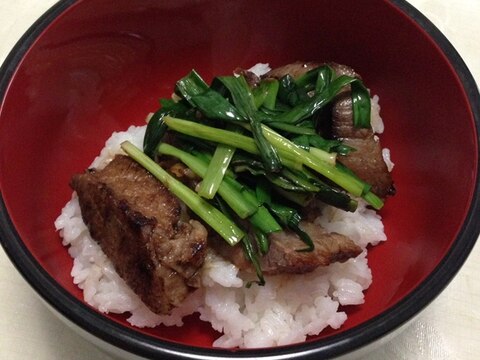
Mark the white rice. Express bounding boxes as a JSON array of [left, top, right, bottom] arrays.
[[55, 98, 388, 348], [247, 62, 271, 77]]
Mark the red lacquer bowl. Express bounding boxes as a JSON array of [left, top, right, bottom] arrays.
[[0, 0, 479, 359]]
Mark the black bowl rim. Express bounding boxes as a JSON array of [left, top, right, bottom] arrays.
[[0, 0, 479, 359]]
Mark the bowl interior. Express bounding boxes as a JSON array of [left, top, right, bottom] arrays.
[[0, 0, 478, 351]]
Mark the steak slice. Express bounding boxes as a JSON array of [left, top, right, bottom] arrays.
[[331, 89, 395, 198], [263, 61, 359, 82], [70, 155, 208, 315], [327, 63, 395, 197], [262, 222, 362, 274], [210, 222, 361, 275], [263, 61, 320, 79], [338, 135, 395, 198], [264, 61, 394, 198]]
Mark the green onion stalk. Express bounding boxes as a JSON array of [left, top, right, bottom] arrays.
[[134, 65, 386, 283], [121, 141, 245, 246]]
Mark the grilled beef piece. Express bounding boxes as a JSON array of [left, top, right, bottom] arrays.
[[263, 61, 359, 82], [234, 67, 261, 87], [265, 61, 394, 197], [331, 92, 371, 139], [163, 160, 201, 190], [264, 61, 320, 79], [330, 67, 395, 198], [70, 155, 208, 315], [328, 62, 361, 79], [335, 132, 395, 197], [210, 222, 361, 275], [263, 222, 362, 274]]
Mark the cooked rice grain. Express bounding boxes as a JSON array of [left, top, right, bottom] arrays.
[[55, 124, 386, 348]]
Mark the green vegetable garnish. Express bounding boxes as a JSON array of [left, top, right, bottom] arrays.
[[121, 141, 245, 246], [132, 64, 385, 284], [216, 75, 282, 173]]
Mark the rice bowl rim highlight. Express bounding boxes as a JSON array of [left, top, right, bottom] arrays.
[[0, 0, 478, 359]]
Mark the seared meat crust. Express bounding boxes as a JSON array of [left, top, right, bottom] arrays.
[[264, 61, 320, 79], [71, 155, 207, 314], [263, 222, 362, 274], [210, 222, 361, 275], [264, 61, 394, 197], [329, 68, 394, 198]]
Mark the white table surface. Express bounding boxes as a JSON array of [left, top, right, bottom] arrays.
[[0, 1, 479, 359]]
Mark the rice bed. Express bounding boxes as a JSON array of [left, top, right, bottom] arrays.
[[55, 123, 387, 348]]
